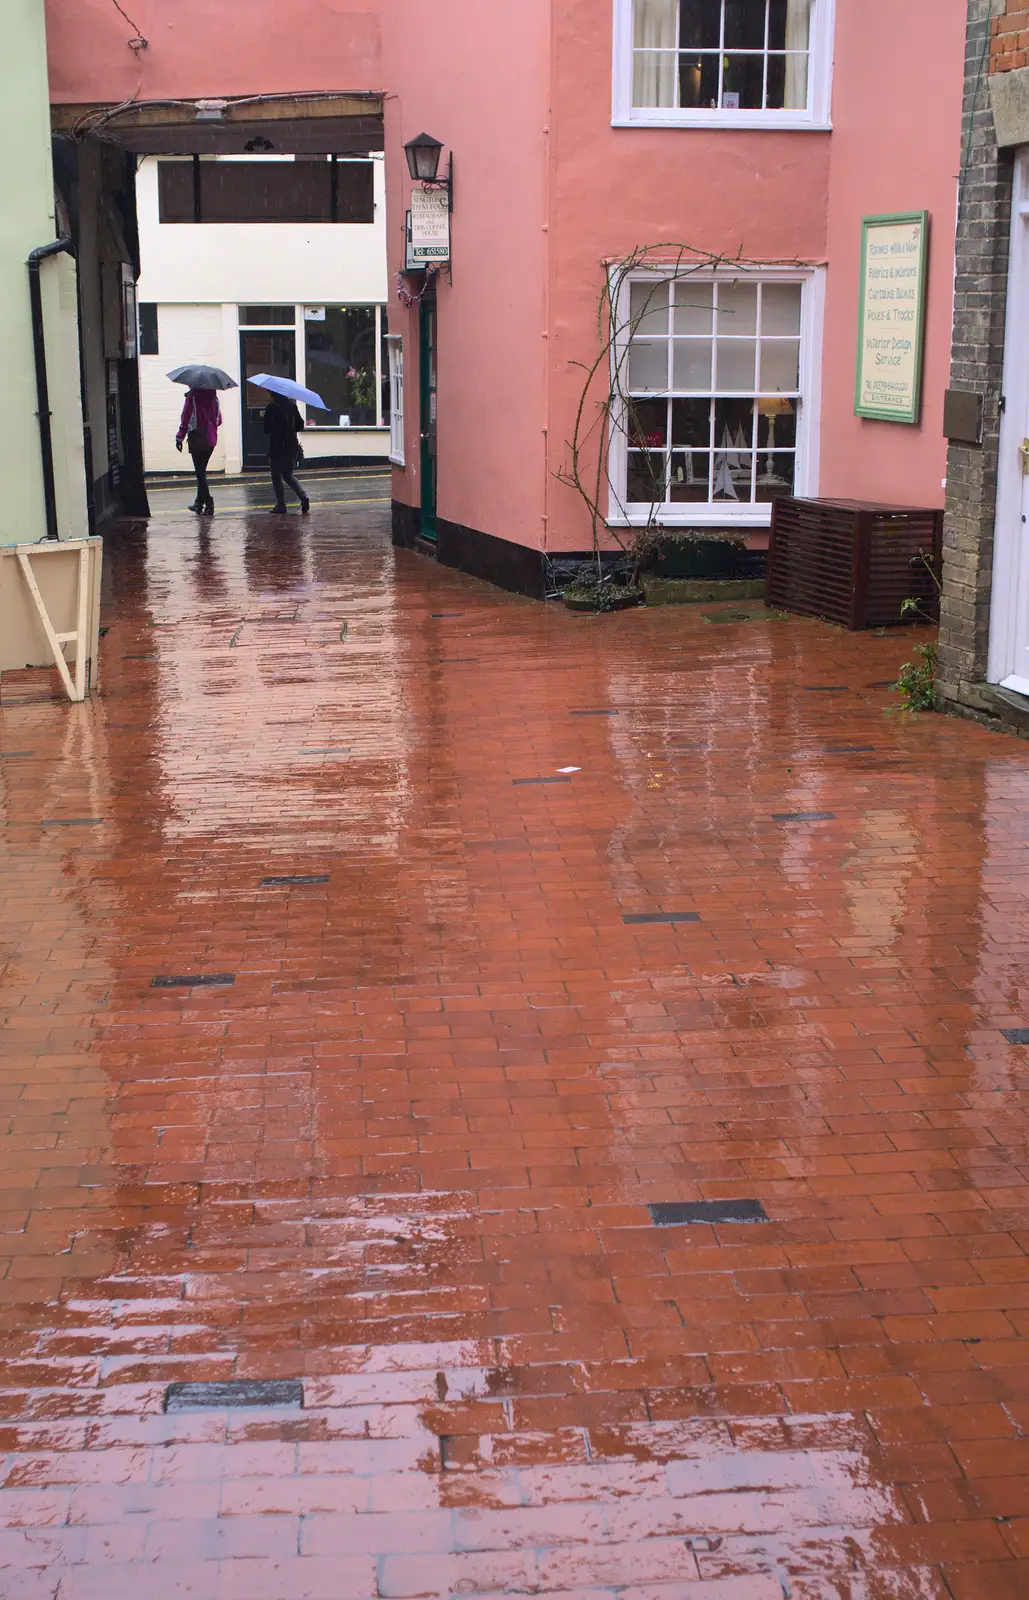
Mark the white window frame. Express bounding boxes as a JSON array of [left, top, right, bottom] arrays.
[[606, 263, 825, 528], [612, 0, 835, 130], [387, 334, 405, 465]]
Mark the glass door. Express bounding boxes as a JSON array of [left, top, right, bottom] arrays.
[[239, 328, 296, 468], [419, 292, 437, 542]]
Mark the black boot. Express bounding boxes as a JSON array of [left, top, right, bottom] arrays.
[[300, 497, 311, 514], [189, 498, 202, 513], [270, 504, 288, 515], [202, 497, 214, 515]]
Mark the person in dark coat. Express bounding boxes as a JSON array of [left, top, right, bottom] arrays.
[[263, 394, 310, 514]]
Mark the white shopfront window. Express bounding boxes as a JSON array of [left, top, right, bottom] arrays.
[[613, 0, 835, 129], [387, 335, 404, 465], [608, 267, 824, 526]]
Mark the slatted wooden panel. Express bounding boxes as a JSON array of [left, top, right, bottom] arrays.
[[866, 510, 942, 627], [766, 499, 943, 631]]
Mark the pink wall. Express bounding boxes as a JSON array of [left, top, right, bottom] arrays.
[[819, 0, 966, 507], [45, 0, 381, 102], [545, 0, 831, 550], [382, 0, 550, 547]]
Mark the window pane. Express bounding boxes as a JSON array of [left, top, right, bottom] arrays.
[[670, 452, 712, 499], [157, 161, 193, 223], [627, 451, 667, 502], [672, 396, 711, 446], [724, 0, 767, 49], [756, 400, 797, 451], [713, 451, 754, 500], [679, 0, 721, 50], [672, 339, 713, 389], [715, 338, 757, 389], [673, 281, 713, 334], [769, 0, 811, 51], [761, 283, 802, 335], [628, 398, 668, 446], [715, 397, 756, 448], [628, 341, 669, 391], [634, 0, 678, 103], [633, 51, 677, 107], [766, 51, 809, 110], [755, 453, 796, 500], [334, 161, 375, 223], [240, 306, 295, 326], [679, 55, 720, 108], [717, 283, 757, 336], [635, 0, 678, 45], [722, 55, 764, 109], [630, 282, 669, 336], [759, 338, 800, 391], [201, 161, 332, 224], [305, 306, 377, 425], [138, 303, 159, 356]]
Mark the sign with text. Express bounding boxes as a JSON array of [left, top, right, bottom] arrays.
[[409, 187, 450, 264], [854, 211, 930, 425]]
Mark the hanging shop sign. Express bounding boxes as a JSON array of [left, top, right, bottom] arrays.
[[409, 186, 450, 264], [854, 211, 930, 425]]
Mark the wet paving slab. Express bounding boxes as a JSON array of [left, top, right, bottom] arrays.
[[1, 495, 1029, 1596]]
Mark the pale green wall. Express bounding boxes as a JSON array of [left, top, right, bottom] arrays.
[[0, 1, 69, 545]]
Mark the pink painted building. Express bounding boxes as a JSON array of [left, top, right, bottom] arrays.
[[384, 0, 966, 594], [43, 0, 966, 597]]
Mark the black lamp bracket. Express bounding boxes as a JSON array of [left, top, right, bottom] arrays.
[[420, 156, 454, 212]]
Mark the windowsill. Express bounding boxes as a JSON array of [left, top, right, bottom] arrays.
[[609, 505, 775, 528], [305, 425, 389, 433], [612, 114, 831, 132]]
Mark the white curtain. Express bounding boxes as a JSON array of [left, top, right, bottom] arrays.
[[633, 0, 677, 109], [785, 0, 812, 110]]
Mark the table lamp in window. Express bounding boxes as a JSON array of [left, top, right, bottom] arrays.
[[757, 395, 794, 486]]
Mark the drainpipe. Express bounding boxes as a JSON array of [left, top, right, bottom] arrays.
[[27, 234, 74, 541]]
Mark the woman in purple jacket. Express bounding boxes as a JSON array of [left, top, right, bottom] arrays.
[[175, 388, 222, 515]]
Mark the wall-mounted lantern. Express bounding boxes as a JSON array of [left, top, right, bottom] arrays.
[[403, 132, 453, 210]]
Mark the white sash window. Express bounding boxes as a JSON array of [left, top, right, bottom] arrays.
[[613, 0, 834, 129]]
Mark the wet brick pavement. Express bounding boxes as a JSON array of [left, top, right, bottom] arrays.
[[2, 485, 1029, 1597]]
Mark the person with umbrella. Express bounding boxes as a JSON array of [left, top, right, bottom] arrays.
[[249, 374, 328, 515], [168, 365, 237, 517]]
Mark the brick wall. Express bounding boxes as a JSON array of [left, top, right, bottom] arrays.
[[938, 0, 1013, 720], [992, 3, 1029, 71]]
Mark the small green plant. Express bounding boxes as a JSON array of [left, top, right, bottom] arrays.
[[892, 641, 938, 712], [899, 548, 942, 625]]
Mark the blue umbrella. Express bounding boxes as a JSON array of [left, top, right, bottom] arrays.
[[248, 373, 328, 409]]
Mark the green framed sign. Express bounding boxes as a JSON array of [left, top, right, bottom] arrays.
[[854, 211, 930, 425]]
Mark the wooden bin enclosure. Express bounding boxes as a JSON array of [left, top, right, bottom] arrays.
[[765, 497, 943, 630]]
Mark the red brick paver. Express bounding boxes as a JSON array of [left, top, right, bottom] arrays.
[[2, 494, 1029, 1597]]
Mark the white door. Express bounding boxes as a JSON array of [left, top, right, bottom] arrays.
[[990, 150, 1029, 695]]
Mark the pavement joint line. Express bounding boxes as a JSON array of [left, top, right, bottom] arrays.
[[771, 811, 836, 822]]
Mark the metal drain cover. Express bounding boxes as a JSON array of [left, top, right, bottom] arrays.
[[650, 1200, 768, 1226], [164, 1380, 303, 1412]]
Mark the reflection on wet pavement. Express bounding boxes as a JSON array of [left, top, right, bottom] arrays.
[[1, 497, 1029, 1597]]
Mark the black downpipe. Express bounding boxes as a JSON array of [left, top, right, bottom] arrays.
[[27, 235, 74, 542]]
